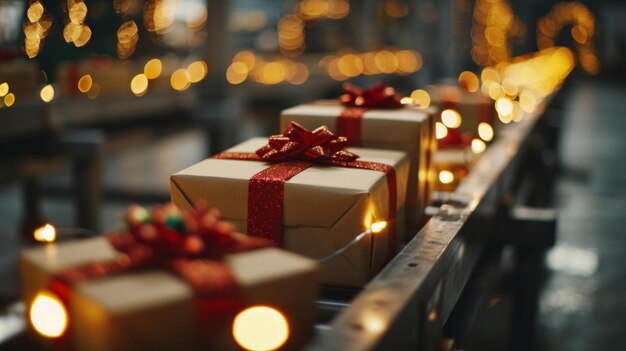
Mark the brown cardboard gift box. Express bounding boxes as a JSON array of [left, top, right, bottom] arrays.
[[427, 84, 498, 137], [171, 137, 409, 287], [20, 236, 319, 351], [280, 101, 434, 233]]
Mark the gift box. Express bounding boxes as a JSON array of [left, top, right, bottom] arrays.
[[279, 83, 434, 233], [20, 204, 319, 351], [427, 84, 498, 142], [432, 148, 477, 192], [171, 123, 409, 287]]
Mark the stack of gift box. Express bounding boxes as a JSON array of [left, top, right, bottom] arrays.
[[20, 82, 499, 350]]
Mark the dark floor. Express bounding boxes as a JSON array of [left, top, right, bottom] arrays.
[[0, 79, 625, 350]]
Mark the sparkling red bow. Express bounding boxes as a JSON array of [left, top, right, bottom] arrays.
[[256, 122, 359, 163], [110, 202, 269, 261], [339, 82, 403, 109]]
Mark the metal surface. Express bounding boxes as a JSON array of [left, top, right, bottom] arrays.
[[305, 104, 547, 351]]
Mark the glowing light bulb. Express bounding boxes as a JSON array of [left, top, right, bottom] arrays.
[[409, 89, 430, 108], [77, 74, 92, 93], [471, 139, 487, 154], [40, 84, 54, 103], [30, 291, 68, 338], [496, 98, 513, 116], [458, 71, 479, 92], [477, 122, 494, 142], [370, 221, 387, 234], [0, 82, 8, 97], [435, 122, 448, 140], [170, 69, 190, 91], [34, 224, 56, 243], [130, 74, 148, 96], [4, 93, 15, 107], [441, 109, 462, 129], [233, 306, 289, 351], [187, 61, 208, 83], [144, 59, 162, 79], [439, 170, 455, 184]]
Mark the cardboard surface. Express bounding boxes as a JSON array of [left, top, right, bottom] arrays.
[[280, 101, 434, 233], [20, 238, 319, 351], [171, 138, 409, 287]]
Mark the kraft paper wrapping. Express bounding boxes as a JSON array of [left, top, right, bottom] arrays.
[[427, 84, 498, 135], [19, 237, 319, 351], [170, 138, 409, 287], [280, 101, 434, 233]]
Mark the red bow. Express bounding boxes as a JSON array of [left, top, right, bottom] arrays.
[[339, 82, 403, 109], [256, 122, 359, 163]]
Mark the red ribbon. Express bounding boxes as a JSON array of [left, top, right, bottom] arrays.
[[214, 122, 398, 260], [48, 203, 270, 351], [336, 82, 403, 146]]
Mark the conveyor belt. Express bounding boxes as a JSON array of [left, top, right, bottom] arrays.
[[304, 100, 554, 350]]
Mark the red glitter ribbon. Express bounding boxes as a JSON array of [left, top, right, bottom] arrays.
[[336, 82, 403, 146], [48, 204, 271, 351], [214, 122, 398, 260]]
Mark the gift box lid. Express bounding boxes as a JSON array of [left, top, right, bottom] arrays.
[[281, 101, 434, 144], [170, 137, 408, 229]]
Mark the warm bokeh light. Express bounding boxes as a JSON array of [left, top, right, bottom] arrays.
[[34, 223, 56, 243], [4, 93, 15, 107], [187, 61, 208, 83], [441, 109, 462, 129], [0, 82, 8, 97], [170, 69, 191, 91], [144, 59, 162, 79], [458, 71, 479, 92], [233, 306, 289, 351], [435, 122, 448, 140], [410, 89, 430, 108], [40, 84, 54, 103], [30, 291, 68, 338], [439, 170, 455, 184], [130, 74, 148, 96], [27, 1, 44, 22], [370, 221, 387, 234], [471, 139, 487, 154], [478, 122, 494, 142], [536, 2, 598, 75], [496, 98, 513, 116], [77, 74, 93, 93]]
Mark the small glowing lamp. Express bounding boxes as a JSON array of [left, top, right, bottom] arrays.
[[0, 82, 9, 97], [144, 59, 162, 79], [30, 291, 68, 338], [40, 84, 54, 103], [441, 109, 462, 129], [130, 74, 148, 96], [233, 306, 289, 351], [435, 122, 448, 140], [370, 221, 387, 234], [77, 74, 92, 93], [4, 93, 15, 107], [34, 224, 56, 243], [471, 139, 487, 154], [477, 122, 494, 142], [496, 98, 513, 116], [439, 170, 455, 184]]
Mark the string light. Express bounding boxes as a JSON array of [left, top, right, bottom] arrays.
[[441, 109, 462, 129], [40, 85, 55, 103], [233, 306, 289, 351], [439, 171, 455, 185], [318, 221, 388, 263], [30, 291, 68, 338], [34, 224, 56, 243]]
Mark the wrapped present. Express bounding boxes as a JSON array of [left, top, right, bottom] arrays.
[[432, 148, 477, 192], [20, 204, 319, 351], [171, 123, 409, 287], [280, 83, 434, 232], [427, 84, 498, 143]]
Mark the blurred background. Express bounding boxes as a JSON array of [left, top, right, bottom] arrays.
[[1, 0, 625, 350]]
